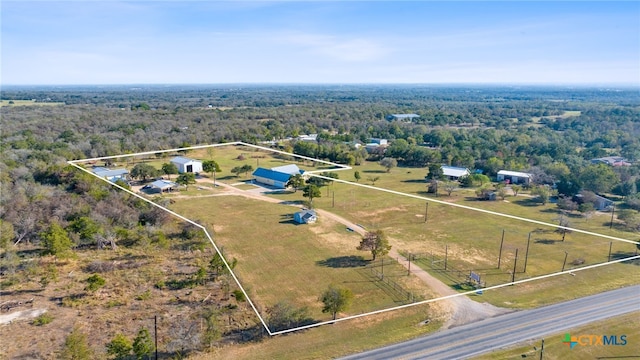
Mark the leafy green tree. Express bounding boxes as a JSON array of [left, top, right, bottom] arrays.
[[131, 163, 159, 181], [240, 164, 254, 176], [286, 174, 305, 192], [320, 285, 353, 320], [367, 176, 380, 185], [303, 184, 321, 204], [60, 327, 93, 360], [379, 157, 398, 173], [511, 184, 522, 196], [357, 230, 391, 261], [106, 333, 132, 360], [354, 171, 361, 183], [427, 164, 443, 180], [67, 216, 102, 244], [40, 223, 74, 257], [161, 162, 178, 180], [132, 328, 154, 360], [176, 172, 196, 190], [531, 185, 551, 205], [579, 164, 619, 194], [202, 160, 221, 179]]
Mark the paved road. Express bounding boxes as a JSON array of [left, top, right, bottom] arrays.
[[340, 285, 640, 360]]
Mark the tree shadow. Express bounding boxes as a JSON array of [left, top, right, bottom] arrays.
[[401, 179, 428, 183], [534, 239, 562, 245], [610, 251, 640, 265], [362, 169, 386, 174], [316, 256, 369, 268], [513, 198, 542, 207]]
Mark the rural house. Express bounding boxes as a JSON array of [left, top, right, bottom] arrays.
[[386, 114, 420, 122], [497, 170, 533, 185], [171, 156, 203, 174], [441, 165, 471, 181], [92, 167, 129, 182], [591, 156, 631, 167], [294, 209, 317, 224]]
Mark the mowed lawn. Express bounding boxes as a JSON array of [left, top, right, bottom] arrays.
[[169, 195, 438, 322]]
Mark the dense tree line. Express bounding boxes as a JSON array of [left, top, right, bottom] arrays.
[[1, 85, 639, 254]]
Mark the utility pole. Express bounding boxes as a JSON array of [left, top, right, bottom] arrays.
[[407, 253, 411, 276], [610, 203, 615, 229], [511, 248, 518, 283], [154, 315, 158, 360], [524, 232, 531, 273], [424, 202, 429, 223], [498, 229, 505, 269], [562, 251, 568, 272], [540, 339, 544, 360], [608, 241, 613, 262], [444, 244, 448, 271]]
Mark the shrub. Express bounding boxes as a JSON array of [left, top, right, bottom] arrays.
[[32, 313, 54, 326], [85, 274, 106, 291]]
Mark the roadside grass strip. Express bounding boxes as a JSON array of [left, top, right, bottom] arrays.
[[69, 142, 640, 335]]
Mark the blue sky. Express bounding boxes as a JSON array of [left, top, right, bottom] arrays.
[[2, 1, 639, 85]]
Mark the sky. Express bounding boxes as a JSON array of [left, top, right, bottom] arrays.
[[2, 1, 639, 85]]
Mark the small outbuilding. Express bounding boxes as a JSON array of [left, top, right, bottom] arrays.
[[171, 156, 203, 174], [149, 179, 178, 193], [441, 166, 471, 181], [92, 167, 129, 182], [497, 170, 533, 185], [294, 209, 317, 224]]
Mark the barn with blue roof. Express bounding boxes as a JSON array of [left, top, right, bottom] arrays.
[[251, 164, 303, 189]]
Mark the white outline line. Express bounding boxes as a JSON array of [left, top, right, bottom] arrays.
[[69, 142, 640, 336]]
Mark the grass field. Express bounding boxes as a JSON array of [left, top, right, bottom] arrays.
[[473, 311, 640, 360], [169, 195, 438, 322], [0, 99, 64, 107]]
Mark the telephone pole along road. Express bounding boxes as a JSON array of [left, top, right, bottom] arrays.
[[341, 285, 640, 360]]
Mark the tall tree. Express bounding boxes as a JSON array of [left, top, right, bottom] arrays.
[[176, 172, 196, 190], [40, 223, 74, 257], [303, 184, 321, 204], [131, 163, 159, 182], [427, 164, 443, 180], [161, 162, 178, 180], [319, 285, 353, 320], [379, 157, 398, 173], [202, 160, 221, 180], [286, 174, 305, 192], [579, 164, 619, 194], [357, 230, 391, 261]]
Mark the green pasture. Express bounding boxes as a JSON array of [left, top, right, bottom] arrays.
[[169, 195, 436, 322], [473, 311, 640, 360]]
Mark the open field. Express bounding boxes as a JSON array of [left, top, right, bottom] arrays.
[[169, 195, 439, 321], [0, 99, 64, 107], [473, 311, 640, 360]]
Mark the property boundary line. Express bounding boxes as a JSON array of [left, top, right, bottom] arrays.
[[68, 141, 640, 336]]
